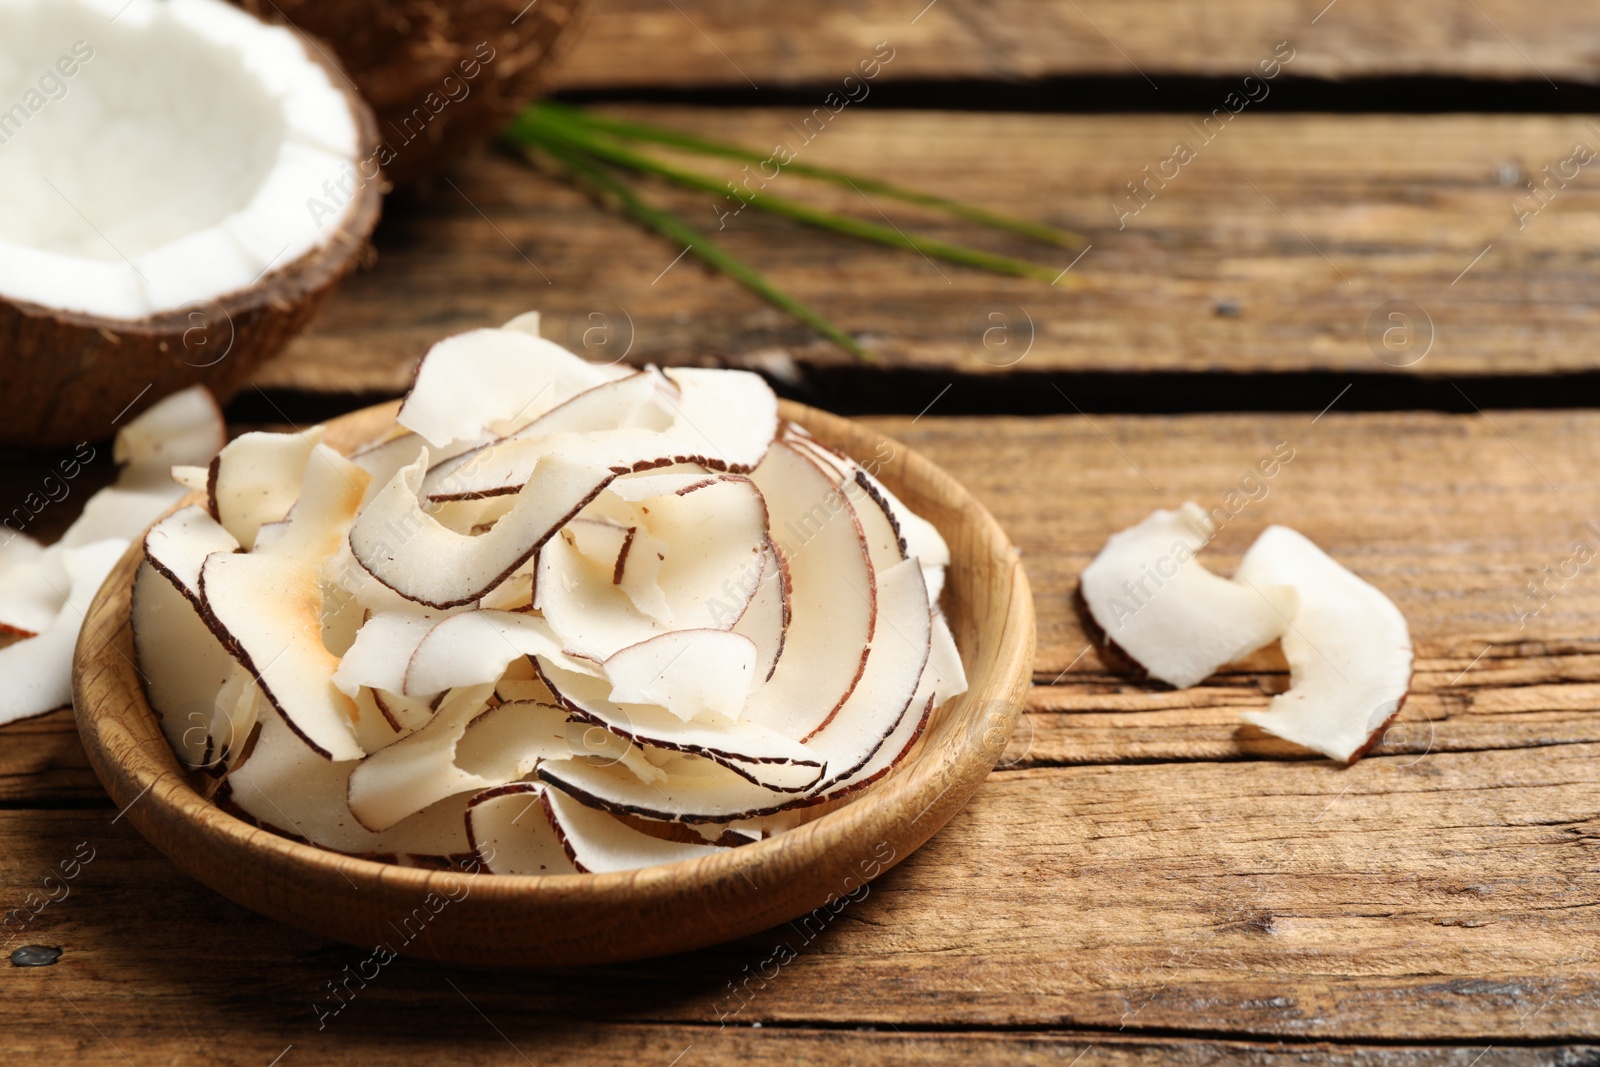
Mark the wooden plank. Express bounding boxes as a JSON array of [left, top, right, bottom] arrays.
[[2, 739, 1597, 1045], [254, 110, 1600, 390], [551, 0, 1600, 89], [0, 1027, 1590, 1067]]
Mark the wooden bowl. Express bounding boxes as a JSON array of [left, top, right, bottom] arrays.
[[71, 400, 1035, 966]]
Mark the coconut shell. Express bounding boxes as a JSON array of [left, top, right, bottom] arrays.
[[234, 0, 588, 187], [0, 30, 383, 451]]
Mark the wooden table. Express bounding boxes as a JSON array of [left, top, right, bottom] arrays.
[[6, 2, 1600, 1062]]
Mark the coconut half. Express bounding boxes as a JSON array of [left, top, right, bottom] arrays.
[[1234, 526, 1414, 762], [1080, 503, 1296, 689], [0, 0, 380, 446]]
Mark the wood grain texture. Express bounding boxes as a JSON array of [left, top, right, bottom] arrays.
[[550, 0, 1600, 89], [253, 110, 1600, 390], [0, 743, 1595, 1048], [7, 408, 1600, 1057]]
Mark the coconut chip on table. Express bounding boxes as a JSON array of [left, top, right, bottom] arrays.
[[1080, 502, 1413, 763], [135, 311, 969, 871], [0, 386, 227, 727]]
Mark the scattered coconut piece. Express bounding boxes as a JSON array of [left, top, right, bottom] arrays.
[[0, 538, 65, 638], [63, 385, 226, 549], [1080, 502, 1296, 689], [0, 539, 126, 725], [1234, 526, 1414, 762]]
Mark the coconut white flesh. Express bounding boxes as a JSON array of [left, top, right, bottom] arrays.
[[741, 442, 875, 740], [60, 386, 226, 549], [534, 657, 824, 792], [142, 504, 239, 605], [0, 540, 64, 637], [225, 694, 471, 859], [112, 387, 227, 476], [927, 613, 969, 708], [0, 0, 363, 321], [731, 545, 789, 686], [536, 474, 770, 659], [1233, 525, 1414, 762], [348, 687, 406, 754], [542, 787, 723, 873], [347, 688, 572, 832], [0, 538, 125, 726], [398, 328, 619, 450], [331, 610, 440, 699], [1081, 502, 1297, 689], [786, 424, 950, 605], [465, 784, 579, 876], [786, 556, 931, 791], [208, 428, 323, 549], [539, 557, 930, 821], [373, 689, 437, 733], [786, 432, 902, 576], [133, 559, 242, 768], [199, 445, 369, 760], [421, 369, 674, 496], [350, 448, 620, 610], [419, 368, 779, 502], [603, 628, 758, 723], [539, 749, 809, 825], [402, 609, 597, 697], [170, 465, 209, 494], [348, 430, 488, 501]]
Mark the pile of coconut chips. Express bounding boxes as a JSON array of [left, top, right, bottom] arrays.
[[1081, 502, 1413, 763], [134, 313, 967, 874]]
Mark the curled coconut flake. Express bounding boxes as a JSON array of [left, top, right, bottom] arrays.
[[398, 327, 623, 450], [536, 473, 770, 659], [534, 654, 825, 793], [739, 441, 875, 740], [199, 445, 370, 761], [539, 556, 931, 821], [347, 689, 570, 832], [1234, 525, 1414, 762], [420, 367, 778, 502], [206, 427, 324, 549], [1081, 502, 1296, 689], [0, 539, 127, 726], [402, 609, 597, 697]]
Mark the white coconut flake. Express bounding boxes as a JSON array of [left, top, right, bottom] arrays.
[[1081, 502, 1296, 689], [1234, 525, 1414, 762]]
